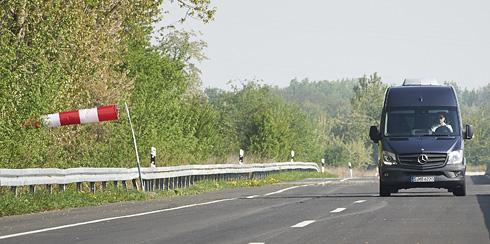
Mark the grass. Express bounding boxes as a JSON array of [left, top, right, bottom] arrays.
[[0, 171, 335, 217]]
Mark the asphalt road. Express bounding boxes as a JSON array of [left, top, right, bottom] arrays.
[[1, 175, 490, 244]]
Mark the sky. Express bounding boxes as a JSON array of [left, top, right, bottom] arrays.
[[155, 0, 490, 90]]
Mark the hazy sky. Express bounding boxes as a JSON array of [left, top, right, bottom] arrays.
[[156, 0, 490, 90]]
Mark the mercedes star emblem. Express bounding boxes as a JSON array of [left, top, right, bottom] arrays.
[[418, 154, 429, 164]]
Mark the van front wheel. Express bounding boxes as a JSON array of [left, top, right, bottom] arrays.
[[380, 183, 391, 197], [452, 183, 466, 196]]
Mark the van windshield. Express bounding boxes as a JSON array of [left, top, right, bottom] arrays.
[[384, 107, 460, 137]]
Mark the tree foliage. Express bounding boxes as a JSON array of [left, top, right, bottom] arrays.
[[206, 83, 323, 162], [0, 1, 218, 168]]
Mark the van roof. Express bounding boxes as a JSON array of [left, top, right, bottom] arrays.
[[403, 79, 440, 86], [386, 85, 458, 107]]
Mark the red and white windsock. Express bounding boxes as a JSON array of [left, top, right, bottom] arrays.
[[41, 105, 119, 128]]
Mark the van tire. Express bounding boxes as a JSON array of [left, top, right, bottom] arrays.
[[452, 183, 466, 196], [380, 183, 391, 197]]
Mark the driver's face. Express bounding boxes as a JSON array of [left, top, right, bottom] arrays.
[[439, 115, 445, 123]]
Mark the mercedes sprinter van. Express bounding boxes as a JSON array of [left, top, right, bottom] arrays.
[[369, 79, 474, 196]]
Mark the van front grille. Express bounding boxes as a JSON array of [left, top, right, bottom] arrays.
[[397, 153, 447, 169]]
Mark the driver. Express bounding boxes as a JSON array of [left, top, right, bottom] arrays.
[[431, 113, 453, 133]]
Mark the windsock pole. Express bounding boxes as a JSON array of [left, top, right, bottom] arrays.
[[125, 102, 143, 191]]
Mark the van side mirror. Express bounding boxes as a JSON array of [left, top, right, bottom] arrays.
[[369, 126, 382, 143], [464, 124, 474, 140]]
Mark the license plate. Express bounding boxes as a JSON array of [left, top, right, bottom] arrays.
[[411, 176, 435, 182]]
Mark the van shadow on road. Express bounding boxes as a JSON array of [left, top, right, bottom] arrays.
[[470, 175, 490, 239], [470, 175, 490, 185], [477, 194, 490, 239]]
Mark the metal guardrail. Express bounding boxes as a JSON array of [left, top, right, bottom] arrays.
[[0, 162, 319, 195]]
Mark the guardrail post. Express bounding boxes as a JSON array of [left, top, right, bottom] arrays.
[[122, 181, 128, 191], [29, 185, 36, 194], [143, 180, 148, 192], [163, 178, 168, 190], [11, 186, 18, 197], [89, 182, 96, 194], [169, 177, 174, 189], [113, 181, 118, 188], [132, 179, 138, 190], [76, 182, 82, 192], [59, 184, 66, 192], [46, 184, 53, 194], [101, 182, 107, 191]]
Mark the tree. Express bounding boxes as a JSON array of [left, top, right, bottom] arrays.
[[0, 1, 218, 168], [206, 82, 323, 162]]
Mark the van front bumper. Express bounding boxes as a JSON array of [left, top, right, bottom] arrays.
[[379, 165, 465, 190]]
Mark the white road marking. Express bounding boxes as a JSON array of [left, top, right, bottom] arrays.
[[340, 178, 350, 182], [466, 171, 486, 176], [354, 200, 366, 204], [263, 185, 307, 196], [318, 180, 332, 186], [330, 208, 346, 213], [291, 220, 316, 228], [246, 195, 260, 199], [0, 198, 237, 240], [249, 242, 265, 244]]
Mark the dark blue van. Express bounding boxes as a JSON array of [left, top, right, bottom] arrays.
[[369, 79, 474, 196]]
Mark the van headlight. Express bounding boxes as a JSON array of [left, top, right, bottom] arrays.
[[382, 151, 397, 165], [447, 150, 463, 165]]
